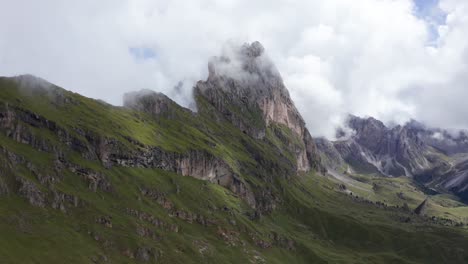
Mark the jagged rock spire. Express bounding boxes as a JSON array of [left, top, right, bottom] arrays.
[[414, 198, 429, 215]]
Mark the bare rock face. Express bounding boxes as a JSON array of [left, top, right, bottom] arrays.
[[198, 41, 300, 138], [195, 41, 323, 173]]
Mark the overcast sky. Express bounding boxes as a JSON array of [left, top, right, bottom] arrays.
[[1, 0, 468, 138]]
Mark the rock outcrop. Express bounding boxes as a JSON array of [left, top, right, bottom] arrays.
[[107, 146, 256, 207], [414, 198, 429, 215]]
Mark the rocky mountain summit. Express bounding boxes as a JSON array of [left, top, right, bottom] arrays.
[[118, 42, 325, 209]]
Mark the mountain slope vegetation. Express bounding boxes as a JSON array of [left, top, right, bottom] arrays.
[[1, 42, 468, 263]]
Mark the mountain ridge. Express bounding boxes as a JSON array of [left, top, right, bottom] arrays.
[[317, 114, 468, 202], [0, 42, 468, 263]]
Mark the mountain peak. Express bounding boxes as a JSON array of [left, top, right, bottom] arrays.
[[324, 114, 451, 177], [195, 41, 323, 173], [206, 41, 285, 96], [197, 41, 296, 134]]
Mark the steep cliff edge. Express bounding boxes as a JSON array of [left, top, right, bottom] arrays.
[[194, 41, 323, 173]]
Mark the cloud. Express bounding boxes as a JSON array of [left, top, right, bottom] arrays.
[[1, 0, 468, 138]]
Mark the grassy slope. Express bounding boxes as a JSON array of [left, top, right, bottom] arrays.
[[332, 169, 468, 223], [0, 77, 467, 263]]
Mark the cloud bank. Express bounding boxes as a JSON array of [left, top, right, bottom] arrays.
[[1, 0, 468, 138]]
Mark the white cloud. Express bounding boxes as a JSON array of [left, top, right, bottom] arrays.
[[1, 0, 468, 138]]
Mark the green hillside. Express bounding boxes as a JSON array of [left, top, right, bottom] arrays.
[[0, 76, 467, 263]]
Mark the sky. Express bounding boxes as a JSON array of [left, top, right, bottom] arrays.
[[1, 0, 468, 138]]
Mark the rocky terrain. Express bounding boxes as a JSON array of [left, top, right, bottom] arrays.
[[317, 114, 468, 203], [194, 42, 323, 173], [0, 43, 467, 263]]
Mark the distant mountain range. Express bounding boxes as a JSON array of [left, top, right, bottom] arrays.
[[316, 115, 468, 201]]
